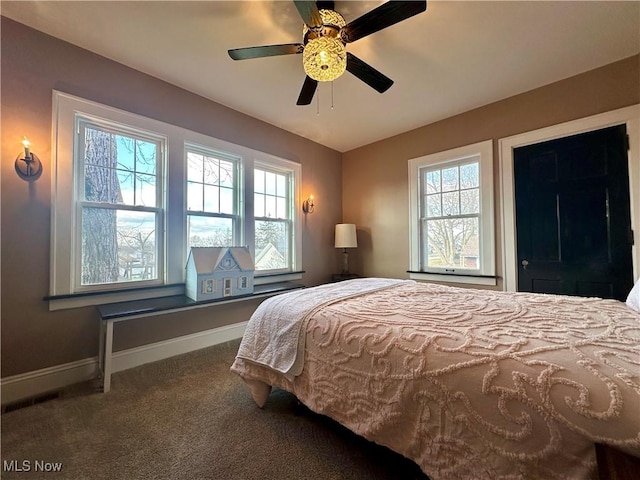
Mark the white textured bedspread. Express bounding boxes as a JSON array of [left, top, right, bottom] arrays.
[[236, 277, 408, 377], [231, 279, 640, 480]]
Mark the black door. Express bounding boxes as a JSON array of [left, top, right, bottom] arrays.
[[514, 125, 633, 301]]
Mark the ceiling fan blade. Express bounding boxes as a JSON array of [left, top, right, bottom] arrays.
[[296, 76, 319, 105], [293, 0, 322, 27], [316, 1, 335, 10], [341, 1, 427, 43], [346, 53, 393, 93], [228, 44, 304, 60]]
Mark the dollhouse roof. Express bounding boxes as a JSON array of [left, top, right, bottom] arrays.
[[187, 247, 254, 273]]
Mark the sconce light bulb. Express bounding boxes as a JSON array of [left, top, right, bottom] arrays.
[[22, 136, 31, 158]]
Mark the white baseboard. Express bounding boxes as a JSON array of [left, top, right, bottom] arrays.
[[110, 321, 247, 373], [0, 358, 98, 407], [1, 321, 247, 406]]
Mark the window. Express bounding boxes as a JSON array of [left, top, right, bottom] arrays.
[[77, 119, 164, 289], [408, 140, 495, 285], [254, 166, 293, 272], [50, 91, 302, 309], [186, 146, 240, 248]]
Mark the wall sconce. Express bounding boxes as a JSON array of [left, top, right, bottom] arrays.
[[302, 195, 315, 214], [15, 137, 43, 181]]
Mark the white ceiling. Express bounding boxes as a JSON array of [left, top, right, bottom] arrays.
[[2, 1, 639, 152]]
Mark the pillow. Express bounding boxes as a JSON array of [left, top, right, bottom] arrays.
[[626, 279, 640, 312]]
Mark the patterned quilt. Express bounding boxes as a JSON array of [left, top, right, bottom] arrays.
[[231, 279, 640, 479]]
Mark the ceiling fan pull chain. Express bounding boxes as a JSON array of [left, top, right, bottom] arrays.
[[331, 81, 334, 110], [316, 85, 320, 116]]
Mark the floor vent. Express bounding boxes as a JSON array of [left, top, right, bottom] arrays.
[[2, 391, 61, 414]]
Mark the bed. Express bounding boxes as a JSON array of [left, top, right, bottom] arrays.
[[230, 278, 640, 479]]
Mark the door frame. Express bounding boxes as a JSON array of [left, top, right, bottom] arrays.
[[499, 105, 640, 292]]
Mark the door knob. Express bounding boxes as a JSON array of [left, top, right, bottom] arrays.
[[521, 259, 529, 270]]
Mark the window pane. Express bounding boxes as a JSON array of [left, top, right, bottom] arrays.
[[460, 188, 479, 214], [220, 160, 234, 187], [425, 217, 479, 270], [265, 171, 276, 195], [203, 157, 219, 185], [442, 191, 460, 216], [276, 197, 286, 218], [84, 127, 120, 203], [81, 207, 157, 285], [255, 220, 289, 270], [83, 166, 117, 203], [112, 166, 135, 205], [265, 195, 276, 218], [115, 138, 135, 171], [425, 170, 440, 194], [460, 162, 479, 188], [134, 139, 157, 175], [187, 181, 203, 211], [220, 187, 234, 215], [204, 185, 219, 212], [187, 153, 204, 182], [442, 167, 458, 192], [255, 169, 265, 193], [426, 194, 441, 217], [255, 193, 265, 217], [187, 215, 233, 247], [276, 174, 286, 196], [136, 173, 156, 207]]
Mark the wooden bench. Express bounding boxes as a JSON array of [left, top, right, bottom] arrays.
[[96, 282, 303, 392]]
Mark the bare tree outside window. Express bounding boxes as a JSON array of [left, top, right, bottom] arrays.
[[421, 161, 480, 270], [81, 125, 160, 286]]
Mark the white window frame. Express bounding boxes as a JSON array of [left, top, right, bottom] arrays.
[[184, 143, 242, 250], [408, 140, 496, 286], [74, 116, 166, 291], [253, 161, 298, 275], [50, 91, 302, 310], [51, 92, 172, 302]]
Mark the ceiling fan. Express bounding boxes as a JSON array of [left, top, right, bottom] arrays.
[[228, 1, 427, 105]]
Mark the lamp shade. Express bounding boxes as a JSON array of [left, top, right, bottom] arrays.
[[335, 223, 357, 248]]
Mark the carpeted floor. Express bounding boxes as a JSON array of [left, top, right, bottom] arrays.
[[1, 339, 428, 479]]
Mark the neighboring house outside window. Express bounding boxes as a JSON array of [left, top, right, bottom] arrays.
[[408, 140, 496, 286], [254, 165, 294, 273], [50, 91, 302, 309]]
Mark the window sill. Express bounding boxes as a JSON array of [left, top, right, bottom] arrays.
[[408, 271, 498, 286], [46, 271, 304, 311]]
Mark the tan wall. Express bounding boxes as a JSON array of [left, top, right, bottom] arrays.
[[342, 55, 640, 284], [0, 18, 343, 377]]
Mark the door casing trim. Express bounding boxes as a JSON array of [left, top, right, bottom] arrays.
[[499, 105, 640, 292]]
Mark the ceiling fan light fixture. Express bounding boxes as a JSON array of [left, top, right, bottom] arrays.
[[303, 36, 346, 82]]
